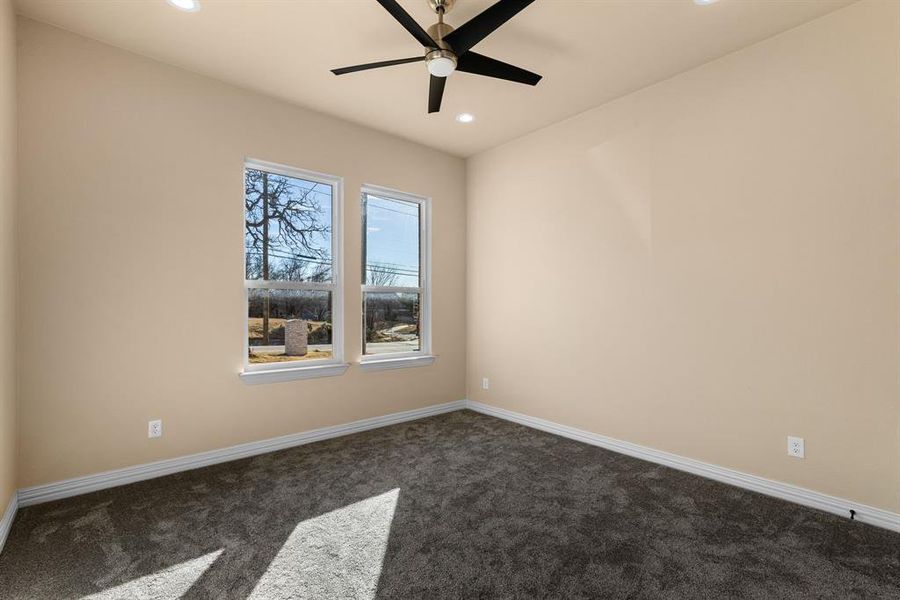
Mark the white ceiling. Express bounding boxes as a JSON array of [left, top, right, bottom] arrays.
[[16, 0, 854, 157]]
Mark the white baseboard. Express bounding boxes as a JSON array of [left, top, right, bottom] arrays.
[[465, 400, 900, 534], [17, 400, 467, 508], [13, 398, 900, 536], [0, 491, 17, 555]]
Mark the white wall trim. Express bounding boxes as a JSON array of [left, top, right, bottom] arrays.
[[465, 400, 900, 534], [239, 362, 350, 384], [17, 400, 467, 508], [14, 399, 900, 535], [0, 492, 17, 556], [359, 355, 436, 372]]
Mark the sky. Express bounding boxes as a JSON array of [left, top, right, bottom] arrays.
[[245, 169, 421, 288], [364, 194, 420, 288]]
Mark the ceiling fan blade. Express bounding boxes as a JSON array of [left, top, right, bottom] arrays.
[[331, 56, 424, 75], [428, 75, 446, 113], [456, 51, 541, 85], [376, 0, 437, 48], [443, 0, 535, 55]]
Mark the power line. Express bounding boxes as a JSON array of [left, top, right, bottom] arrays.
[[245, 249, 418, 278], [366, 203, 419, 218]]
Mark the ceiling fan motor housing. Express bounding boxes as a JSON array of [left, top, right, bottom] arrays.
[[426, 22, 455, 51], [425, 20, 456, 77]]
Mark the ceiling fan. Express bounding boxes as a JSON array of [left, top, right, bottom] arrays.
[[331, 0, 541, 114]]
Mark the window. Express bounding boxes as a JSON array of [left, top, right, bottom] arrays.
[[242, 160, 346, 383], [361, 185, 432, 367]]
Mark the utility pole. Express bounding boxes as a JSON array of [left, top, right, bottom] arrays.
[[262, 172, 270, 345]]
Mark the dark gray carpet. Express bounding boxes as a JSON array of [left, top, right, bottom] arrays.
[[1, 410, 898, 599]]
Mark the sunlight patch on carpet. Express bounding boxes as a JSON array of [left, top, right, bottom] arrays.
[[81, 549, 223, 600], [248, 488, 400, 600]]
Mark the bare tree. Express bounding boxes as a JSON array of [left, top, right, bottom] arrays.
[[365, 262, 401, 286], [245, 169, 332, 344]]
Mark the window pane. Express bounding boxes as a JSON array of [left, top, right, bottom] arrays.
[[245, 168, 333, 282], [248, 289, 332, 363], [364, 194, 419, 288], [363, 292, 420, 355]]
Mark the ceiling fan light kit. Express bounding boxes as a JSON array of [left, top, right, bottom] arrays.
[[426, 49, 457, 77], [331, 0, 542, 114]]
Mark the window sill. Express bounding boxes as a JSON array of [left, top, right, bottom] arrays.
[[358, 355, 436, 372], [239, 363, 350, 385]]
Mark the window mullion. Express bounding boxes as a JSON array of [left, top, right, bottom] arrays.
[[361, 285, 421, 294], [246, 280, 335, 292]]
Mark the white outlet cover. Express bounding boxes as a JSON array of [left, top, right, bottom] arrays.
[[787, 436, 804, 458], [482, 378, 490, 390], [149, 419, 162, 439]]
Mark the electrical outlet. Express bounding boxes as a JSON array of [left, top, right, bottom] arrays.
[[787, 436, 804, 458], [482, 377, 490, 390], [148, 419, 162, 439]]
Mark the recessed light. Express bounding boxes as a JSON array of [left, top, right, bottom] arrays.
[[693, 0, 719, 5], [456, 113, 475, 123], [167, 0, 200, 12]]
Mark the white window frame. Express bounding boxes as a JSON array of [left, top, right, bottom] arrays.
[[240, 158, 347, 384], [360, 184, 433, 371]]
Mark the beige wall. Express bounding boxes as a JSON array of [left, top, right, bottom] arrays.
[[12, 0, 900, 516], [16, 19, 466, 488], [0, 0, 17, 510], [467, 0, 900, 513]]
